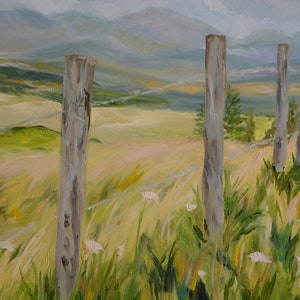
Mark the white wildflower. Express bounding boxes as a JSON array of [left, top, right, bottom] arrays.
[[248, 251, 272, 263], [185, 203, 197, 212], [0, 241, 14, 252], [142, 191, 159, 203], [197, 270, 206, 278], [118, 244, 124, 257], [85, 240, 104, 254]]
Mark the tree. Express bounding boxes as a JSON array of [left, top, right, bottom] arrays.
[[243, 107, 255, 142], [264, 119, 276, 140], [224, 83, 244, 141], [194, 102, 205, 135], [287, 97, 298, 137], [264, 97, 298, 141], [195, 84, 248, 142]]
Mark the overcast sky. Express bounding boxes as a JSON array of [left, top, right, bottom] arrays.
[[2, 0, 300, 38]]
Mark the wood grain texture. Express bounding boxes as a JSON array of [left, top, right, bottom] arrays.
[[273, 44, 289, 172], [297, 121, 300, 165], [56, 54, 96, 298], [202, 35, 226, 234]]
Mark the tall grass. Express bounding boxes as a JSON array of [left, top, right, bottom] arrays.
[[0, 137, 299, 299]]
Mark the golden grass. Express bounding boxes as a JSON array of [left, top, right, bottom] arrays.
[[134, 78, 168, 90], [90, 107, 196, 142], [232, 82, 277, 95], [233, 82, 300, 96], [0, 93, 61, 131], [28, 62, 63, 73], [137, 80, 300, 98], [3, 78, 26, 85], [166, 84, 204, 94], [288, 84, 300, 95], [137, 78, 205, 95], [0, 91, 299, 298], [31, 81, 62, 89]]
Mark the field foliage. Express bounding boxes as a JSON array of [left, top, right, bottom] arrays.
[[0, 63, 299, 299], [0, 110, 299, 300]]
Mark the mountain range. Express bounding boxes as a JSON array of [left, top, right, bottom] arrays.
[[1, 7, 300, 89]]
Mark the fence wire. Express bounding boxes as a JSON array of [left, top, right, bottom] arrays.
[[91, 66, 277, 106], [92, 75, 204, 106], [228, 131, 299, 159]]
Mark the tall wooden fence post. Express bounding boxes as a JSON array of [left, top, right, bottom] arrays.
[[56, 54, 96, 298], [297, 115, 300, 165], [273, 44, 289, 172], [202, 34, 226, 234]]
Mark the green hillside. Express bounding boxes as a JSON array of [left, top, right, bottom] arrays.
[[0, 63, 170, 108], [0, 126, 60, 150]]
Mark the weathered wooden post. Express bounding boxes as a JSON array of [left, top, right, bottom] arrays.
[[202, 34, 226, 234], [56, 54, 96, 298], [273, 44, 289, 172], [296, 102, 300, 165]]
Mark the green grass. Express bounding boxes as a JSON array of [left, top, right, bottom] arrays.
[[0, 65, 62, 98], [93, 88, 128, 103], [93, 89, 170, 107], [0, 80, 34, 95], [0, 66, 62, 83], [120, 95, 169, 107], [0, 145, 299, 299], [36, 91, 63, 103], [0, 62, 299, 299], [0, 126, 103, 150], [0, 126, 60, 150], [254, 116, 275, 141], [0, 65, 170, 108], [35, 88, 169, 107]]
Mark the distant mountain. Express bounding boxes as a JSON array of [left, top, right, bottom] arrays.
[[51, 11, 176, 57], [0, 9, 69, 56], [115, 7, 221, 49], [0, 9, 54, 26], [1, 7, 299, 90], [231, 29, 300, 64], [234, 29, 290, 47]]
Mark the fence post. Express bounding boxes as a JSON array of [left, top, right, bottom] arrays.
[[202, 34, 226, 234], [297, 103, 300, 165], [273, 44, 289, 172], [55, 54, 96, 298]]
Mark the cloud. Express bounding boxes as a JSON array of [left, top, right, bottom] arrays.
[[206, 0, 228, 13], [0, 0, 79, 14], [1, 0, 300, 38], [265, 0, 300, 17]]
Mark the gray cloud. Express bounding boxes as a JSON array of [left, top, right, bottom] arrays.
[[1, 0, 300, 38]]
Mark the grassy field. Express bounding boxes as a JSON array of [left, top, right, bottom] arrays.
[[0, 87, 299, 299], [0, 59, 299, 299]]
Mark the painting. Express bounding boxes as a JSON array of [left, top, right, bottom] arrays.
[[0, 0, 299, 299]]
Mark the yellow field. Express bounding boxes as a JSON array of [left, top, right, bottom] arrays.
[[233, 82, 300, 96], [138, 79, 300, 97], [0, 92, 299, 299]]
